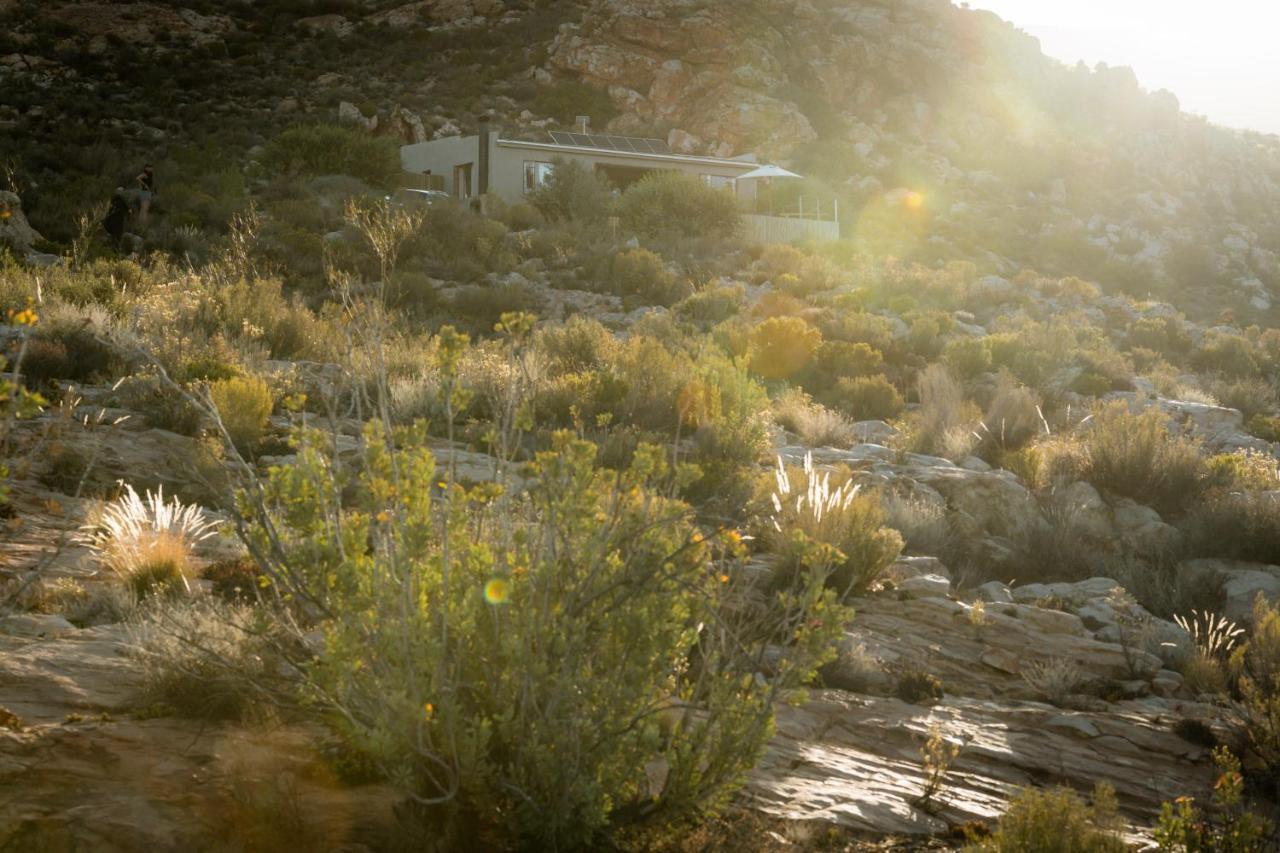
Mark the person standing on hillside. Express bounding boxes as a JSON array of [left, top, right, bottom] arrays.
[[134, 163, 156, 224], [103, 188, 130, 252]]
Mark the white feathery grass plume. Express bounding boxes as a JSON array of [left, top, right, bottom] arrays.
[[79, 484, 217, 592], [1173, 610, 1244, 659], [770, 452, 862, 539]]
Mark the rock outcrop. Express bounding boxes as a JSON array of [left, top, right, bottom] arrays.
[[0, 191, 41, 256], [550, 0, 818, 156]]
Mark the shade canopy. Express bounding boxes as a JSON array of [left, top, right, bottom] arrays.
[[737, 164, 802, 180]]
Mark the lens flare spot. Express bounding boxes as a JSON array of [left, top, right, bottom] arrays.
[[484, 578, 511, 605], [904, 191, 925, 211]]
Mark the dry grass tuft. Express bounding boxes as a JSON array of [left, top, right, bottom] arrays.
[[773, 388, 855, 447], [79, 484, 216, 596]]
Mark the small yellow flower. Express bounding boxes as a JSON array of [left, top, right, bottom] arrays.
[[9, 308, 37, 326], [483, 578, 510, 605], [423, 702, 434, 720], [376, 510, 391, 523], [718, 574, 730, 584]]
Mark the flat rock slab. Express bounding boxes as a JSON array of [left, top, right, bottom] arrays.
[[748, 691, 1217, 837], [0, 625, 139, 722], [0, 623, 398, 850]]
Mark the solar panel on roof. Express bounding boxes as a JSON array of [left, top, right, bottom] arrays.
[[546, 131, 674, 155]]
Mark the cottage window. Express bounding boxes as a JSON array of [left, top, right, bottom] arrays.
[[701, 174, 737, 193], [524, 161, 555, 193]]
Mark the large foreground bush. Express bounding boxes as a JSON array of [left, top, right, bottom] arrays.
[[244, 418, 844, 848]]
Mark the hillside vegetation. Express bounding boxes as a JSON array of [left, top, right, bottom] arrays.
[[2, 0, 1280, 850]]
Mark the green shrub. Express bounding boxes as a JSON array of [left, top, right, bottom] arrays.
[[828, 375, 905, 421], [912, 364, 977, 458], [259, 124, 401, 187], [450, 281, 543, 332], [1069, 370, 1116, 397], [1154, 748, 1272, 852], [1207, 377, 1278, 421], [895, 670, 944, 705], [496, 201, 543, 232], [1078, 401, 1208, 516], [249, 427, 845, 848], [1183, 491, 1280, 564], [943, 336, 993, 379], [968, 784, 1126, 852], [1230, 596, 1280, 789], [532, 80, 619, 126], [414, 205, 516, 280], [535, 315, 618, 374], [766, 453, 903, 598], [759, 244, 839, 296], [129, 598, 280, 720], [209, 375, 273, 454], [1205, 451, 1280, 492], [907, 315, 946, 360], [527, 157, 614, 224], [977, 374, 1043, 455], [1195, 331, 1259, 379], [803, 341, 884, 391], [674, 283, 744, 328], [111, 372, 204, 436], [773, 388, 854, 447], [748, 316, 821, 380], [683, 357, 772, 512], [1128, 315, 1192, 357], [206, 277, 329, 361], [1246, 414, 1280, 443], [818, 310, 896, 352], [607, 247, 689, 306], [385, 271, 443, 320], [617, 171, 741, 242]]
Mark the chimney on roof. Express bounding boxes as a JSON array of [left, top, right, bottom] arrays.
[[576, 115, 590, 134], [478, 115, 491, 196]]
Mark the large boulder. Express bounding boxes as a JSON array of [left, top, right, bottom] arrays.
[[0, 190, 41, 255], [1182, 559, 1280, 624]]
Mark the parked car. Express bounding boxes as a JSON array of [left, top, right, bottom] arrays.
[[387, 188, 452, 209]]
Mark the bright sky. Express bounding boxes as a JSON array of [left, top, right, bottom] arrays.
[[963, 1, 1280, 135]]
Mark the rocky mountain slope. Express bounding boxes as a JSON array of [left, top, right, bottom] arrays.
[[2, 0, 1278, 319], [4, 1, 1280, 849]]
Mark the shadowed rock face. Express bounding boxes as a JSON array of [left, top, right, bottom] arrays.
[[550, 0, 819, 156], [0, 191, 41, 255]]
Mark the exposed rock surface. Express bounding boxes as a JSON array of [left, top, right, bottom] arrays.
[[752, 690, 1218, 838], [0, 191, 41, 255], [748, 571, 1219, 840], [1182, 558, 1280, 624], [550, 0, 816, 156], [0, 626, 398, 851]]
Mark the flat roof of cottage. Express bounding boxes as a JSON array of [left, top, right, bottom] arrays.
[[496, 133, 758, 170]]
